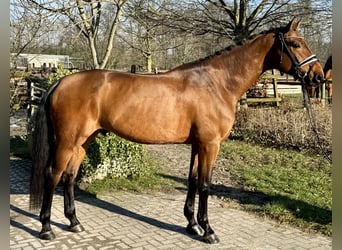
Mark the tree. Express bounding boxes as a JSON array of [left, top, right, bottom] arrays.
[[10, 0, 47, 68], [120, 0, 181, 72], [25, 0, 129, 69], [159, 0, 331, 46]]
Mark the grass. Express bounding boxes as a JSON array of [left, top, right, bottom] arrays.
[[219, 140, 332, 236]]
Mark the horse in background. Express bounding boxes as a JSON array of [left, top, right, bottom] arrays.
[[306, 55, 332, 104], [324, 55, 332, 104], [307, 83, 320, 99]]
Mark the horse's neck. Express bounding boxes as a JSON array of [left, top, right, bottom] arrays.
[[212, 33, 275, 99]]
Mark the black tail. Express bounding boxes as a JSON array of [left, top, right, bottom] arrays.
[[29, 81, 60, 211]]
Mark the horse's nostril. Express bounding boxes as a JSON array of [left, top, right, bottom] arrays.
[[315, 74, 323, 84]]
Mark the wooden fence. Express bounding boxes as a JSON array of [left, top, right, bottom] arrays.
[[241, 70, 327, 107]]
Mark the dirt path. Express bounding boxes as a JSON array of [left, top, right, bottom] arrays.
[[145, 144, 247, 206], [145, 143, 273, 212], [146, 144, 233, 187]]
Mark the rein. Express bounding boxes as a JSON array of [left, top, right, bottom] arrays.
[[278, 32, 331, 164], [302, 86, 332, 164]]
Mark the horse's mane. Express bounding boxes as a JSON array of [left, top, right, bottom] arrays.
[[173, 25, 286, 70], [324, 55, 332, 73]]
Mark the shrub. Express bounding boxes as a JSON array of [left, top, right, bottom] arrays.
[[231, 97, 332, 157], [79, 133, 152, 184], [47, 66, 78, 86]]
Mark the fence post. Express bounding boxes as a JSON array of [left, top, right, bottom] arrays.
[[272, 69, 280, 107], [320, 81, 326, 107], [239, 93, 248, 110]]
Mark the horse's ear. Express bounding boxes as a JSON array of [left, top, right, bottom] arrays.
[[285, 18, 300, 32]]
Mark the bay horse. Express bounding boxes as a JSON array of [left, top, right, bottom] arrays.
[[324, 55, 332, 104], [30, 19, 323, 244], [307, 83, 320, 99], [307, 55, 332, 103]]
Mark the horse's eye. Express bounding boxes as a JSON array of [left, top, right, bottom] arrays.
[[292, 42, 300, 48]]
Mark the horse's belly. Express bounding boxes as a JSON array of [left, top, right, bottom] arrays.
[[104, 109, 192, 144], [111, 122, 191, 144]]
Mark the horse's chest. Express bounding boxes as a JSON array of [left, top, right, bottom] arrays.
[[195, 106, 236, 142]]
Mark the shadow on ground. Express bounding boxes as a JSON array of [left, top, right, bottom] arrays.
[[158, 173, 332, 227]]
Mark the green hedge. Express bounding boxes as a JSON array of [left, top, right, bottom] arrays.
[[79, 133, 152, 184]]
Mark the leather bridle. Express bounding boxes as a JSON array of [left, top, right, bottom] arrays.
[[278, 32, 318, 83]]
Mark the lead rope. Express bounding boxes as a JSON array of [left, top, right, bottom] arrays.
[[302, 85, 332, 164]]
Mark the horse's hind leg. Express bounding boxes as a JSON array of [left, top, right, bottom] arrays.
[[39, 146, 73, 240], [62, 146, 87, 233], [184, 144, 204, 236], [327, 84, 332, 104]]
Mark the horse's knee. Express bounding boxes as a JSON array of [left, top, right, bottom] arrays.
[[198, 184, 210, 195], [62, 171, 76, 184]]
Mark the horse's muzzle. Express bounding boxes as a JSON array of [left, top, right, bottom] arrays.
[[304, 72, 324, 86]]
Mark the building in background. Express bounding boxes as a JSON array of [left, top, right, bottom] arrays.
[[11, 53, 85, 72]]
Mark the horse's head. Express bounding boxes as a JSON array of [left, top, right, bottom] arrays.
[[275, 19, 324, 87]]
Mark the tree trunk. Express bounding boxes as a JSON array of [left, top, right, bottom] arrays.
[[146, 52, 152, 73]]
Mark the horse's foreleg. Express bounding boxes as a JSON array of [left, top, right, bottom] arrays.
[[39, 147, 72, 240], [63, 147, 86, 233], [184, 144, 204, 236], [315, 86, 320, 99], [197, 142, 220, 244]]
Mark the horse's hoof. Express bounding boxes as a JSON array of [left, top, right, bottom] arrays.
[[69, 224, 85, 233], [186, 224, 204, 236], [203, 233, 220, 244], [39, 230, 56, 240]]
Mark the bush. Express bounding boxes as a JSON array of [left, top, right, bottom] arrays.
[[230, 97, 332, 157], [79, 133, 152, 184], [47, 66, 78, 86]]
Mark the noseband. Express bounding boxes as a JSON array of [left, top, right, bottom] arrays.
[[278, 32, 318, 82]]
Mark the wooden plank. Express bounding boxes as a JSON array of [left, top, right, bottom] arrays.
[[266, 84, 302, 95], [247, 97, 282, 103]]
